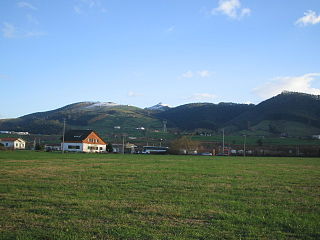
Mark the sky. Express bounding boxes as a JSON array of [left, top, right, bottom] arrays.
[[1, 0, 320, 118]]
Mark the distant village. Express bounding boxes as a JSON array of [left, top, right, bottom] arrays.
[[1, 128, 320, 157], [0, 129, 169, 155]]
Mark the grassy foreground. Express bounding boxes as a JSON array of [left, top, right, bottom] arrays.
[[0, 152, 319, 239]]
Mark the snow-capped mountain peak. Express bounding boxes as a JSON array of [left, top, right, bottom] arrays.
[[146, 102, 171, 111]]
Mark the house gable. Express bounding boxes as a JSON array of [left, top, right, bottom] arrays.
[[82, 131, 107, 145]]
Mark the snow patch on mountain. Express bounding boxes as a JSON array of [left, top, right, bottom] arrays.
[[85, 102, 121, 109], [146, 102, 171, 111]]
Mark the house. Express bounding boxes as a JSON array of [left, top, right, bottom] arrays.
[[0, 138, 26, 149], [112, 143, 137, 154], [62, 130, 107, 153]]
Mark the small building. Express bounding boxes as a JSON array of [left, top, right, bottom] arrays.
[[125, 143, 137, 154], [112, 144, 122, 153], [14, 131, 29, 135], [0, 131, 10, 134], [312, 135, 320, 140], [62, 130, 107, 153], [112, 143, 137, 154], [45, 144, 62, 151], [0, 138, 26, 149]]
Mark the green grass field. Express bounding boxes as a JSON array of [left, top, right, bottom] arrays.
[[0, 152, 319, 239]]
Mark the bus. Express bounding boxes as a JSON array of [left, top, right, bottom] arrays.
[[142, 146, 169, 154]]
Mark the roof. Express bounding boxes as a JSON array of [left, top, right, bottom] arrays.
[[63, 130, 94, 142], [125, 143, 137, 148], [0, 138, 24, 142]]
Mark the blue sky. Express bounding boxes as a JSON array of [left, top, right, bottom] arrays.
[[1, 0, 320, 118]]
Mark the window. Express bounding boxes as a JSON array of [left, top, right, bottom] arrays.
[[68, 145, 80, 149], [88, 146, 99, 150]]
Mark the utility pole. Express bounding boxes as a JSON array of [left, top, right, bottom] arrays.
[[222, 128, 225, 155], [243, 135, 246, 157], [163, 120, 167, 133], [62, 119, 66, 154], [122, 134, 125, 154], [145, 128, 149, 146]]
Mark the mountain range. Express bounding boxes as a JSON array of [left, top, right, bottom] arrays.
[[0, 92, 319, 137]]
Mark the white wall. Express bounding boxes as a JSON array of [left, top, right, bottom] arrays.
[[0, 141, 14, 148], [83, 143, 106, 153], [14, 140, 25, 149], [62, 142, 83, 152], [62, 143, 106, 153], [0, 140, 25, 149]]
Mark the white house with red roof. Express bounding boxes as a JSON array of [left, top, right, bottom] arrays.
[[62, 130, 107, 153], [0, 138, 26, 149]]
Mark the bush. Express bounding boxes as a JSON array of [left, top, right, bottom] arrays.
[[35, 143, 44, 151], [170, 136, 199, 154], [106, 143, 113, 153]]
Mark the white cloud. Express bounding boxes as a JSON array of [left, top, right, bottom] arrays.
[[181, 70, 194, 79], [188, 93, 217, 101], [295, 10, 320, 26], [240, 8, 251, 17], [213, 0, 251, 19], [127, 91, 143, 97], [73, 6, 83, 14], [253, 73, 320, 99], [166, 26, 175, 33], [0, 112, 7, 119], [2, 22, 45, 38], [198, 70, 211, 78], [181, 70, 213, 79], [25, 31, 46, 37], [82, 0, 99, 8], [74, 0, 105, 14], [2, 22, 17, 38], [26, 14, 39, 25], [17, 1, 37, 10]]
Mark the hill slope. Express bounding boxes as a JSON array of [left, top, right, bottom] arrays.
[[155, 102, 254, 131], [226, 92, 320, 136], [0, 92, 319, 136], [0, 102, 162, 134]]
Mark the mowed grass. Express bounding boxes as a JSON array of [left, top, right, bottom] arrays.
[[0, 152, 319, 240]]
